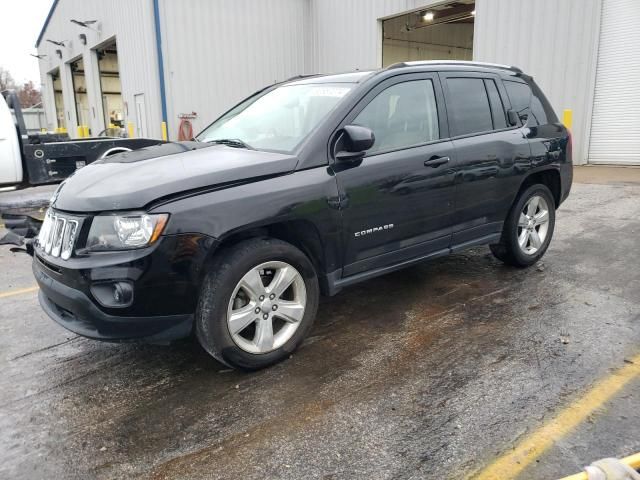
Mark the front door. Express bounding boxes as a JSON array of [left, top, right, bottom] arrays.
[[334, 73, 457, 277]]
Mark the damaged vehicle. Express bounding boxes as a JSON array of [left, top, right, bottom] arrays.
[[32, 61, 572, 370]]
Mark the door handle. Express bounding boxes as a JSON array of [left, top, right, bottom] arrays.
[[424, 156, 450, 168]]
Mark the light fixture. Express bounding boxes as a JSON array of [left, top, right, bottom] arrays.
[[79, 33, 87, 45], [70, 19, 97, 28], [55, 49, 62, 59], [471, 9, 476, 16], [423, 11, 434, 22]]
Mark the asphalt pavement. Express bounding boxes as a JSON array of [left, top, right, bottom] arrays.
[[0, 170, 638, 479]]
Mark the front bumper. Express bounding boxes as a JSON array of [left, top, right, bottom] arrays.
[[33, 233, 215, 343], [36, 282, 192, 343]]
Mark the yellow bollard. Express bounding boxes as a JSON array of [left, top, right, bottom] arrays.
[[161, 121, 168, 141], [76, 125, 85, 138], [559, 451, 640, 480], [127, 122, 135, 138], [562, 109, 573, 130], [83, 125, 90, 138]]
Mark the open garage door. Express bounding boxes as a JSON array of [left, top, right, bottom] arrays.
[[382, 1, 475, 67], [69, 57, 90, 131], [588, 0, 640, 165], [49, 68, 65, 130], [96, 40, 124, 132]]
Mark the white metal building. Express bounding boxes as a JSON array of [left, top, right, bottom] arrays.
[[36, 0, 640, 165]]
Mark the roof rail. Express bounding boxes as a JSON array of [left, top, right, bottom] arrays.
[[283, 74, 321, 82], [386, 60, 522, 73]]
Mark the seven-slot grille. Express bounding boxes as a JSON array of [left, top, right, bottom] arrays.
[[37, 210, 81, 260]]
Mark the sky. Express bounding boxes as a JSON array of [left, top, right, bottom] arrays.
[[0, 0, 55, 85]]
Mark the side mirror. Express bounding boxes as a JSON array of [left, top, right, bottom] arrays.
[[335, 125, 375, 162], [507, 109, 519, 126]]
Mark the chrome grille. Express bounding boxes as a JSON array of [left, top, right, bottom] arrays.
[[37, 210, 81, 260]]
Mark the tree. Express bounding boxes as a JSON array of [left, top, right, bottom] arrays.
[[0, 66, 15, 91], [0, 66, 42, 108], [18, 81, 42, 108]]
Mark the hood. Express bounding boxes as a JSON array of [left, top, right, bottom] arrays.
[[51, 142, 299, 212]]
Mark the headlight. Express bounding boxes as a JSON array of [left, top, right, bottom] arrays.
[[86, 213, 169, 251]]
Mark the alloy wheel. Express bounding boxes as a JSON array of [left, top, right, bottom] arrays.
[[517, 195, 550, 255], [226, 261, 307, 354]]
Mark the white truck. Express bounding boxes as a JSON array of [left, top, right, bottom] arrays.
[[0, 90, 162, 189]]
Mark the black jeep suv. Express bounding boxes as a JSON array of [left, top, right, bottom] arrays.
[[33, 61, 572, 370]]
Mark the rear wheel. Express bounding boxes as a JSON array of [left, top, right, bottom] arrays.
[[196, 238, 319, 370], [490, 184, 556, 267]]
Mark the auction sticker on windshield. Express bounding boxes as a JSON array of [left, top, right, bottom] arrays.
[[310, 87, 351, 97]]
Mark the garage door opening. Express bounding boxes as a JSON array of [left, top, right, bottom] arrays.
[[69, 56, 89, 132], [382, 1, 475, 67], [49, 68, 65, 130], [96, 39, 124, 131]]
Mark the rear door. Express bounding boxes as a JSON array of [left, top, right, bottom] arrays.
[[334, 73, 457, 277], [440, 72, 531, 248]]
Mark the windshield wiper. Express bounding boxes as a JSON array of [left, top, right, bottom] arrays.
[[206, 138, 254, 150]]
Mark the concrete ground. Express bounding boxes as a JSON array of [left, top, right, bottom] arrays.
[[0, 168, 638, 479]]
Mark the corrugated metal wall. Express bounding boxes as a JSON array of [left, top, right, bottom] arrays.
[[159, 0, 445, 139], [159, 0, 312, 137], [473, 0, 602, 164], [37, 0, 161, 138], [38, 0, 603, 156]]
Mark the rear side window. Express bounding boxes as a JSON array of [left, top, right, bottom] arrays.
[[353, 79, 439, 153], [504, 80, 531, 124], [446, 78, 494, 136]]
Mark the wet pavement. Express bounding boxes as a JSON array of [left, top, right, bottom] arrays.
[[0, 178, 638, 479]]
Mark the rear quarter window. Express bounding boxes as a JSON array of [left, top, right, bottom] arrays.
[[504, 79, 558, 126], [504, 80, 531, 125]]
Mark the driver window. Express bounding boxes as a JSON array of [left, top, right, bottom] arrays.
[[353, 79, 439, 154]]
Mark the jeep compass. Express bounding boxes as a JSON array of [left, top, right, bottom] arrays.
[[33, 61, 572, 370]]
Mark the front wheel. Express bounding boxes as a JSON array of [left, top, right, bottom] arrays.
[[196, 238, 319, 370], [490, 184, 556, 267]]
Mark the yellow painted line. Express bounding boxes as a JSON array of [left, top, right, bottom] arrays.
[[471, 352, 640, 480], [560, 451, 640, 480], [0, 286, 39, 299]]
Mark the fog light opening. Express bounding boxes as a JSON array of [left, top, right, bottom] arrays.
[[91, 281, 134, 308]]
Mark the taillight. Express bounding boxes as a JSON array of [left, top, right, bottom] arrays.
[[566, 129, 573, 164]]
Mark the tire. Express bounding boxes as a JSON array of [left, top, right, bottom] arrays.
[[490, 184, 556, 268], [196, 237, 320, 370]]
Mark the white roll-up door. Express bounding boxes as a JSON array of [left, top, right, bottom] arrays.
[[588, 0, 640, 165]]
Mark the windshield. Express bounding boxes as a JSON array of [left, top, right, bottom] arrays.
[[197, 83, 354, 153]]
